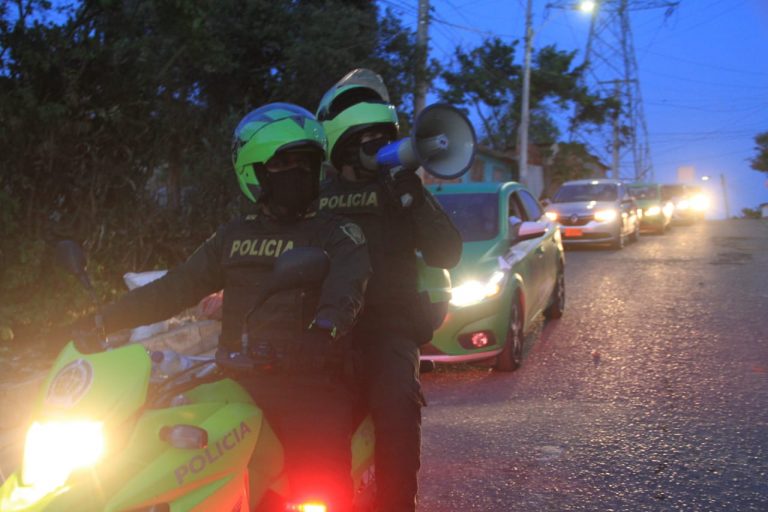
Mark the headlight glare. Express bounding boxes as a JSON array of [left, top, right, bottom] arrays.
[[544, 211, 558, 221], [450, 271, 506, 307], [594, 209, 618, 222], [691, 194, 708, 211], [645, 206, 661, 216], [22, 420, 105, 492]]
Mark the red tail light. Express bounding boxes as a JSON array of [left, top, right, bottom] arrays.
[[286, 502, 328, 512]]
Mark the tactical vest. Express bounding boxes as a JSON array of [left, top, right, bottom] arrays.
[[217, 216, 320, 351], [318, 177, 419, 306]]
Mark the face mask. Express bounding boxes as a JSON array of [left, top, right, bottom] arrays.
[[339, 136, 389, 181], [264, 167, 318, 221]]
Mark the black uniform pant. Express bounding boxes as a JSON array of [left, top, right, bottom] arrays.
[[351, 308, 425, 512], [242, 372, 356, 511]]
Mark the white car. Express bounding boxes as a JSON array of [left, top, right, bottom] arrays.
[[544, 179, 641, 250]]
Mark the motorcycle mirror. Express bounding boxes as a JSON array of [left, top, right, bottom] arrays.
[[266, 247, 330, 294], [242, 247, 332, 356], [55, 240, 94, 291]]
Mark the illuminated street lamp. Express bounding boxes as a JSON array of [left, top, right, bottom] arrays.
[[519, 1, 594, 187]]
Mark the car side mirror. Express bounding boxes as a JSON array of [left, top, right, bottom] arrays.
[[513, 221, 547, 243], [540, 198, 551, 208]]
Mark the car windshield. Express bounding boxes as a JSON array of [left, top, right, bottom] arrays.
[[628, 186, 659, 200], [553, 183, 618, 202], [661, 185, 685, 200], [434, 193, 499, 242]]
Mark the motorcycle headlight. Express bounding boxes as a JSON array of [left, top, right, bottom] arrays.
[[594, 209, 618, 222], [21, 420, 105, 492], [645, 205, 661, 216], [450, 271, 506, 308]]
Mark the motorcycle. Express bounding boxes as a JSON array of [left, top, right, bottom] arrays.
[[0, 242, 375, 512]]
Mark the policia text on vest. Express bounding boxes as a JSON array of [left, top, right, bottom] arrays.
[[319, 191, 378, 210]]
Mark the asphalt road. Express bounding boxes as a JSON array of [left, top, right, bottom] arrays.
[[417, 219, 768, 511], [2, 220, 766, 511]]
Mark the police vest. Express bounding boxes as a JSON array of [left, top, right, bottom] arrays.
[[217, 217, 318, 351], [318, 178, 419, 307]]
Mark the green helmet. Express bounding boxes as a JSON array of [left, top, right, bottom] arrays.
[[316, 68, 399, 169], [232, 103, 327, 202]]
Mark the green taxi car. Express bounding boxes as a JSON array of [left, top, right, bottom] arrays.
[[628, 183, 674, 234], [422, 182, 565, 371]]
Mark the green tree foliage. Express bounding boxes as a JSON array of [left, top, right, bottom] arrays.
[[740, 207, 761, 220], [749, 131, 768, 174], [543, 143, 605, 198], [439, 38, 616, 151], [0, 0, 417, 345]]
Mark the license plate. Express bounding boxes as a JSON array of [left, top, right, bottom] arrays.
[[564, 227, 582, 237]]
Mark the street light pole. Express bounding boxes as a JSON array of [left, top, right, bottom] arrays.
[[720, 173, 730, 219], [519, 0, 534, 186], [520, 1, 594, 185]]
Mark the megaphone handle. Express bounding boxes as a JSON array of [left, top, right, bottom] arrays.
[[389, 166, 412, 207]]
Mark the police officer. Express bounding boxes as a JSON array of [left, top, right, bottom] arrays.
[[79, 103, 370, 510], [316, 69, 463, 511]]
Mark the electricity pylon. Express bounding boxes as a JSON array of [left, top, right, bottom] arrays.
[[551, 0, 678, 182]]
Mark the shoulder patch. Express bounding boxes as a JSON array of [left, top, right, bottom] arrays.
[[340, 223, 366, 245]]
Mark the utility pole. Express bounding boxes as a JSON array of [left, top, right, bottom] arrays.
[[415, 0, 430, 115], [720, 173, 731, 219], [519, 0, 534, 186], [611, 82, 620, 178], [583, 2, 599, 67]]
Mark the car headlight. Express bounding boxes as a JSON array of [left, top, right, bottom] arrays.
[[450, 271, 506, 307], [593, 209, 618, 222], [676, 199, 690, 210], [645, 205, 661, 216], [21, 420, 105, 492], [691, 194, 708, 211], [544, 211, 558, 222]]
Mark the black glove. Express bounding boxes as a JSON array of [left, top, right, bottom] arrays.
[[389, 170, 425, 209]]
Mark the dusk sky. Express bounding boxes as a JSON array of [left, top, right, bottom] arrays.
[[381, 0, 768, 218]]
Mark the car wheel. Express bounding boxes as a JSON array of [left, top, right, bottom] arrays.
[[495, 297, 523, 372], [544, 267, 565, 320]]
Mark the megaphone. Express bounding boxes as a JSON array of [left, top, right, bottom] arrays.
[[371, 103, 477, 181]]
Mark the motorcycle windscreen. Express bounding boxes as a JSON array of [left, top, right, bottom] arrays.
[[36, 342, 151, 424]]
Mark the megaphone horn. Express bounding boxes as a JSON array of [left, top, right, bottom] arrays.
[[375, 103, 477, 181]]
